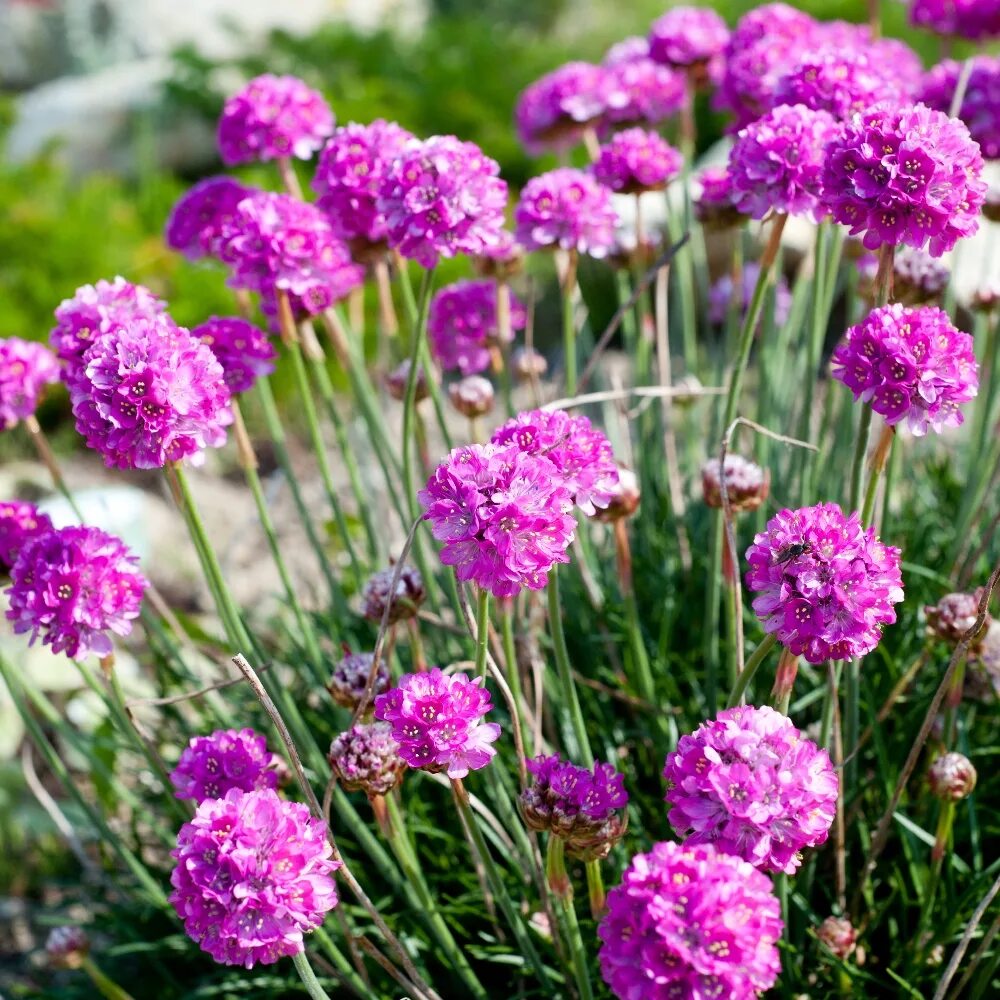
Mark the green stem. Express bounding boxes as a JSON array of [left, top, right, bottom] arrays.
[[725, 633, 778, 708], [401, 269, 436, 520], [665, 199, 698, 375], [844, 658, 861, 789], [81, 957, 137, 1000], [546, 839, 594, 1000], [561, 251, 579, 396], [548, 570, 594, 767], [848, 406, 874, 514], [799, 222, 831, 501], [917, 800, 955, 957], [291, 949, 334, 1000], [704, 512, 723, 717], [474, 588, 490, 678], [501, 606, 533, 758], [585, 860, 606, 919]]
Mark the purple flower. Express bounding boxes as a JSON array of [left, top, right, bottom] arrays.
[[891, 247, 952, 304], [191, 316, 276, 394], [217, 74, 334, 165], [5, 525, 146, 659], [329, 721, 405, 797], [664, 705, 838, 874], [648, 7, 729, 71], [920, 57, 1000, 161], [170, 728, 280, 804], [592, 128, 683, 194], [831, 304, 978, 435], [428, 279, 526, 376], [492, 408, 620, 516], [728, 104, 838, 220], [514, 168, 617, 257], [170, 788, 339, 968], [418, 443, 576, 597], [312, 120, 416, 253], [360, 564, 426, 624], [822, 103, 986, 257], [909, 0, 1000, 40], [515, 61, 610, 153], [328, 650, 390, 710], [603, 36, 650, 66], [374, 668, 501, 778], [708, 262, 792, 330], [164, 177, 252, 261], [0, 337, 60, 430], [598, 841, 783, 1000], [0, 501, 53, 575], [694, 165, 750, 231], [520, 753, 628, 861], [601, 58, 687, 129], [745, 502, 904, 663], [376, 135, 508, 268]]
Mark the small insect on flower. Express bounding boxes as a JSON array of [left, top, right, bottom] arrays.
[[771, 542, 811, 566]]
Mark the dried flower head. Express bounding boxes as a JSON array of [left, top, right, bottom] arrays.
[[966, 620, 1000, 702], [0, 501, 53, 575], [511, 347, 548, 382], [192, 316, 276, 395], [449, 376, 495, 418], [592, 466, 640, 523], [170, 728, 280, 804], [328, 721, 405, 797], [165, 177, 252, 261], [925, 588, 990, 651], [708, 262, 792, 330], [928, 751, 977, 800], [817, 916, 857, 961], [384, 359, 430, 403], [473, 230, 525, 281], [328, 650, 390, 710], [694, 165, 750, 231], [919, 57, 1000, 161], [0, 337, 60, 430], [45, 926, 90, 969], [360, 564, 425, 624], [701, 454, 770, 513], [592, 128, 683, 194], [858, 247, 951, 306], [515, 61, 610, 153]]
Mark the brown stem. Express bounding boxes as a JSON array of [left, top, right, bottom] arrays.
[[230, 399, 258, 471], [613, 520, 633, 595], [277, 156, 304, 199], [373, 257, 399, 337]]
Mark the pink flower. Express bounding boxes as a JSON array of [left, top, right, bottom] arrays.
[[693, 165, 749, 231], [170, 788, 339, 967], [328, 650, 390, 710], [329, 721, 406, 797], [191, 316, 276, 394], [170, 729, 280, 804], [515, 61, 610, 153], [0, 501, 53, 575], [0, 337, 60, 430], [648, 7, 729, 70], [601, 57, 687, 129], [920, 57, 1000, 161], [374, 668, 501, 778], [909, 0, 1000, 41], [165, 177, 253, 261], [592, 128, 683, 194]]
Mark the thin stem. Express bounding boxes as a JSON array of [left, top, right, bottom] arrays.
[[501, 605, 534, 759], [548, 570, 594, 767], [475, 588, 490, 678], [725, 633, 778, 708], [848, 406, 874, 514], [704, 512, 723, 716], [546, 839, 594, 1000], [291, 949, 334, 1000], [401, 269, 436, 520], [81, 957, 137, 1000], [560, 250, 580, 395], [585, 860, 606, 919]]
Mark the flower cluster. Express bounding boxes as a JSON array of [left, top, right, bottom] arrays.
[[745, 502, 904, 663], [601, 56, 687, 129], [373, 668, 501, 778], [592, 128, 683, 194], [170, 788, 339, 967], [0, 501, 52, 575], [592, 465, 640, 523], [165, 177, 252, 261], [927, 751, 978, 800], [217, 74, 334, 165], [5, 524, 146, 659], [327, 650, 389, 710], [520, 754, 628, 861], [920, 57, 1000, 161], [515, 61, 610, 153], [598, 841, 782, 1000], [328, 721, 405, 797], [701, 454, 771, 513], [868, 247, 951, 305], [419, 443, 576, 596], [428, 280, 526, 375], [694, 165, 749, 231], [817, 917, 858, 961], [663, 705, 838, 874], [831, 304, 978, 435], [909, 0, 1000, 41], [708, 262, 792, 330], [491, 408, 620, 516], [68, 314, 232, 469], [514, 168, 617, 257], [170, 729, 280, 804], [648, 6, 729, 72], [192, 317, 275, 394], [925, 588, 989, 650], [311, 119, 415, 253], [822, 104, 986, 256], [0, 337, 60, 430], [360, 564, 425, 624]]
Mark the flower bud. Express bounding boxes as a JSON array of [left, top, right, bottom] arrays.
[[816, 916, 856, 960], [928, 752, 977, 801], [45, 926, 90, 969], [361, 564, 425, 624], [972, 280, 1000, 315], [592, 466, 640, 523], [448, 375, 495, 418], [511, 347, 548, 382], [384, 359, 430, 402], [329, 721, 406, 797], [701, 454, 769, 512], [984, 183, 1000, 224], [328, 649, 389, 710], [925, 588, 989, 653]]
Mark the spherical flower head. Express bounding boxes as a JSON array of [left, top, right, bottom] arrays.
[[449, 375, 495, 418], [217, 74, 333, 165], [46, 926, 90, 969], [729, 104, 838, 220], [515, 169, 617, 257], [68, 315, 232, 470], [473, 230, 525, 281], [491, 408, 620, 516], [0, 501, 52, 575], [909, 0, 1000, 41], [928, 751, 977, 800], [515, 61, 610, 153], [328, 650, 390, 710], [374, 668, 501, 778], [701, 454, 770, 513], [512, 346, 548, 382], [831, 304, 978, 436], [925, 588, 989, 650], [0, 337, 60, 430], [592, 129, 683, 194], [601, 58, 687, 129], [329, 721, 405, 797], [165, 176, 252, 261], [966, 621, 1000, 701], [823, 103, 986, 257], [5, 524, 146, 659], [889, 247, 951, 305], [360, 564, 425, 624], [664, 705, 838, 874], [521, 753, 628, 860], [592, 465, 640, 523], [604, 36, 650, 66], [708, 262, 792, 331], [745, 502, 904, 663], [51, 277, 167, 370], [170, 788, 339, 967], [170, 728, 280, 803], [598, 840, 783, 999], [419, 442, 577, 597], [192, 316, 275, 394], [384, 359, 431, 403], [312, 119, 416, 251], [428, 279, 527, 375], [817, 916, 857, 960], [920, 57, 1000, 161], [376, 135, 508, 268], [694, 165, 750, 231], [648, 7, 729, 70]]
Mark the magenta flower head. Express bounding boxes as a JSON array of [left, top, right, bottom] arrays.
[[0, 337, 60, 430], [920, 58, 1000, 161], [328, 650, 390, 710], [419, 443, 576, 597], [520, 754, 628, 861], [514, 168, 617, 257], [909, 0, 1000, 40], [5, 524, 146, 659], [648, 6, 729, 81], [601, 57, 687, 130], [329, 721, 406, 797], [376, 135, 508, 268], [598, 841, 783, 1000], [192, 316, 275, 394], [745, 502, 904, 663], [68, 315, 232, 470], [164, 177, 252, 261], [428, 279, 527, 376], [311, 119, 416, 256], [664, 705, 838, 874], [728, 104, 838, 220], [170, 788, 339, 968], [694, 165, 750, 231], [592, 128, 683, 195], [217, 74, 333, 165], [831, 304, 978, 435], [374, 668, 501, 778], [170, 728, 280, 804], [0, 501, 53, 575], [822, 103, 986, 257], [515, 61, 610, 153], [708, 262, 792, 331], [492, 407, 620, 516]]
